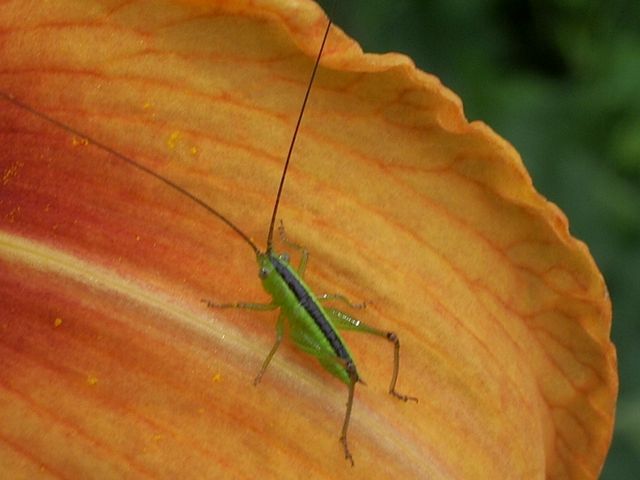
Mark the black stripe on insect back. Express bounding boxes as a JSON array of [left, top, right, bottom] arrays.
[[270, 254, 351, 361]]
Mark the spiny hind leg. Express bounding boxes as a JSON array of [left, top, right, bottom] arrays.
[[317, 355, 359, 467], [341, 377, 357, 467], [288, 326, 358, 465], [326, 308, 417, 402], [313, 356, 359, 466], [278, 220, 309, 275]]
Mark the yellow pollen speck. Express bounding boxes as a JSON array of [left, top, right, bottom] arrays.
[[166, 131, 180, 150], [53, 317, 63, 328], [71, 136, 89, 146], [7, 206, 20, 223], [211, 372, 222, 383], [143, 101, 154, 110], [2, 161, 23, 185], [87, 375, 98, 386], [190, 146, 199, 156]]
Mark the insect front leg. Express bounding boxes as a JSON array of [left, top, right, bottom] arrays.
[[278, 220, 309, 275], [326, 308, 418, 403], [341, 372, 357, 467]]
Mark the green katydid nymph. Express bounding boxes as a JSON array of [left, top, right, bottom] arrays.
[[0, 5, 416, 466]]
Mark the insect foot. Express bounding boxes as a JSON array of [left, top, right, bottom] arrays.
[[340, 434, 355, 467], [386, 332, 419, 402]]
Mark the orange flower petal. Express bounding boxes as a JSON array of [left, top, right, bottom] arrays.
[[0, 0, 617, 478]]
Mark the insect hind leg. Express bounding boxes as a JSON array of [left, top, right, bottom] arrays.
[[288, 324, 359, 466], [326, 308, 417, 402], [341, 374, 357, 467], [384, 331, 418, 402]]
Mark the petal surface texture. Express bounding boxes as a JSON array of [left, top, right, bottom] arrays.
[[0, 1, 617, 478]]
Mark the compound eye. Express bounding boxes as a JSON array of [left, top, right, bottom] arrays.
[[259, 267, 269, 279], [279, 253, 290, 263]]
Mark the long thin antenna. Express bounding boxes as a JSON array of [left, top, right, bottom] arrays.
[[0, 90, 261, 255], [265, 5, 335, 252]]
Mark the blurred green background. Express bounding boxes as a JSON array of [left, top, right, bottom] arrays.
[[318, 0, 639, 477]]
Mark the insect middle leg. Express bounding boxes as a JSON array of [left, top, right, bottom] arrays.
[[326, 308, 417, 402], [201, 299, 277, 310], [254, 311, 285, 385], [201, 299, 282, 384], [318, 293, 367, 310]]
